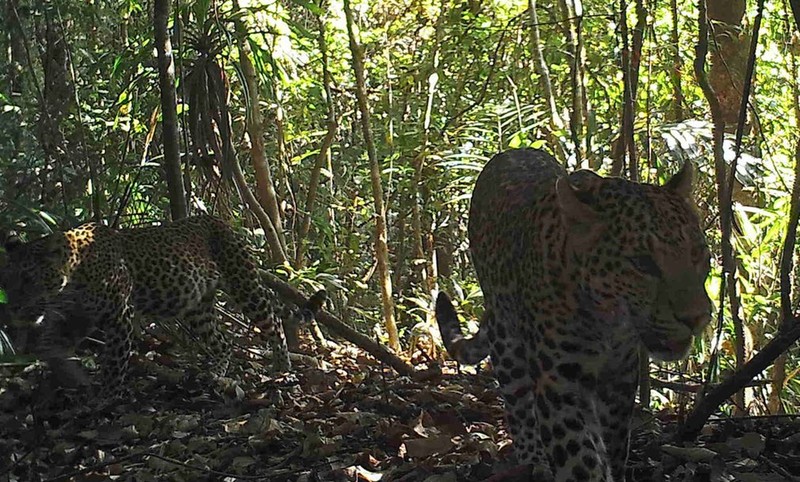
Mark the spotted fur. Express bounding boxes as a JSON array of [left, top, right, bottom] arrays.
[[436, 149, 711, 482], [0, 215, 327, 394]]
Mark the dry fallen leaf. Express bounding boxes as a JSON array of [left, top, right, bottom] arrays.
[[661, 444, 719, 463], [403, 434, 455, 458], [728, 432, 766, 458]]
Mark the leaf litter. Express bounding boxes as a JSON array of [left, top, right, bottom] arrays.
[[0, 332, 798, 481]]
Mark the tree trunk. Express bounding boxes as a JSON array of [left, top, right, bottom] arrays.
[[528, 0, 562, 133], [272, 86, 289, 250], [704, 0, 757, 416], [233, 8, 287, 259], [766, 34, 800, 414], [669, 0, 684, 121], [707, 0, 747, 124], [4, 0, 25, 201], [297, 8, 337, 268], [680, 0, 748, 438], [230, 23, 299, 343], [572, 0, 591, 164], [204, 61, 288, 265], [343, 0, 400, 352], [768, 353, 786, 413], [6, 0, 24, 97], [230, 154, 288, 264], [412, 0, 448, 295], [154, 0, 187, 220], [628, 0, 646, 180], [37, 13, 73, 215], [559, 0, 585, 162], [638, 347, 651, 408], [622, 0, 650, 407], [613, 0, 645, 179]]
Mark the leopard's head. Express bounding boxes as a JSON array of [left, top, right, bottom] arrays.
[[556, 162, 711, 361], [0, 232, 72, 325]]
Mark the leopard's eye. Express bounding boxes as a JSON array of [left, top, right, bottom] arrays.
[[628, 255, 662, 278]]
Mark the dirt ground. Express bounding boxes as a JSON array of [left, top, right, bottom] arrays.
[[1, 329, 798, 481]]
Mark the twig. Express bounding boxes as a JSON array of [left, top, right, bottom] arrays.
[[693, 0, 728, 400], [7, 2, 44, 104], [441, 20, 510, 133], [0, 445, 35, 478], [651, 377, 767, 393], [758, 455, 800, 482]]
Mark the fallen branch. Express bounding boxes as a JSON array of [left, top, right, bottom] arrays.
[[677, 318, 800, 440], [651, 377, 768, 393], [261, 272, 415, 377]]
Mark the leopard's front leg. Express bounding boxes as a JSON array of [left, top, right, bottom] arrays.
[[74, 254, 135, 399], [533, 357, 614, 482], [597, 348, 639, 481], [488, 321, 553, 479], [32, 282, 134, 400]]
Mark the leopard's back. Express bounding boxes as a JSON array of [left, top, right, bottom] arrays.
[[115, 216, 226, 318]]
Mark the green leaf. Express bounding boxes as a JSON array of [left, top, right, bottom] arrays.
[[285, 0, 323, 15]]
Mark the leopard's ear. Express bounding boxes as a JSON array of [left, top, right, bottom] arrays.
[[569, 169, 604, 186], [556, 175, 600, 223], [556, 176, 605, 251], [664, 161, 694, 198]]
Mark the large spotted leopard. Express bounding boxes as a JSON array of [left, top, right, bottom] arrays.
[[0, 215, 326, 394], [436, 148, 711, 481]]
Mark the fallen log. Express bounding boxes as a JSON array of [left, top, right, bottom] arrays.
[[261, 272, 415, 377]]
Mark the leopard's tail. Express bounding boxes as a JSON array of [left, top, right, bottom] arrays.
[[435, 291, 490, 365]]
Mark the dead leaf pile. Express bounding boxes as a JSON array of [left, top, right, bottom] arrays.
[[0, 335, 798, 481]]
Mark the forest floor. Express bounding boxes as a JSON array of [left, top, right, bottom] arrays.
[[0, 328, 799, 482]]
